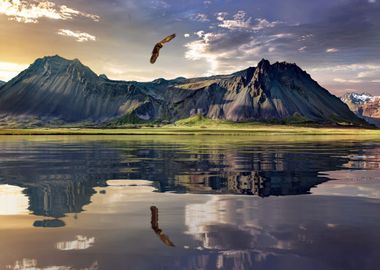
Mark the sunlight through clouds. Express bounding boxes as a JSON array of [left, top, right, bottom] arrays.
[[0, 0, 99, 23]]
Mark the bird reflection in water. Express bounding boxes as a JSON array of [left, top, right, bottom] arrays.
[[150, 206, 175, 247]]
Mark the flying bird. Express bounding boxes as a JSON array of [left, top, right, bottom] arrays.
[[150, 33, 176, 64]]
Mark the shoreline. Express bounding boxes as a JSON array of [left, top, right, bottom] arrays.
[[0, 125, 380, 136]]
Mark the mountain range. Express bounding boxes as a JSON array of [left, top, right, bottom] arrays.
[[0, 81, 5, 87], [341, 92, 380, 127], [0, 55, 368, 127]]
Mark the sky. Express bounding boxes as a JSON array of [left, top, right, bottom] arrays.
[[0, 0, 379, 95]]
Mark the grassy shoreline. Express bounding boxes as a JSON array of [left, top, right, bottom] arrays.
[[0, 124, 379, 136]]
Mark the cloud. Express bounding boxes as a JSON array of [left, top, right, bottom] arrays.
[[150, 0, 170, 9], [0, 0, 100, 23], [326, 48, 339, 53], [217, 10, 279, 31], [58, 29, 96, 42], [357, 70, 379, 79], [185, 32, 222, 74], [334, 78, 362, 83], [184, 29, 288, 74], [183, 9, 288, 74], [184, 33, 190, 38], [189, 13, 209, 22], [217, 10, 251, 29], [298, 46, 307, 52], [311, 64, 380, 72]]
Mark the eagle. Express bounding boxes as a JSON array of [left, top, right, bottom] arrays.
[[150, 33, 176, 64], [150, 206, 175, 247]]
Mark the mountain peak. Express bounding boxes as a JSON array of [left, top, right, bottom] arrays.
[[0, 55, 369, 127], [258, 58, 270, 65], [27, 55, 98, 81], [257, 59, 271, 70], [35, 55, 86, 67]]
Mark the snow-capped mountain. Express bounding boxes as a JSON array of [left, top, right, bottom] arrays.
[[341, 92, 379, 105], [341, 92, 380, 127]]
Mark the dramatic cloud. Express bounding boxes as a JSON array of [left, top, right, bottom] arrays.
[[1, 0, 379, 94], [217, 10, 279, 31], [185, 32, 224, 74], [217, 10, 252, 30], [0, 0, 99, 23], [184, 10, 291, 74], [58, 29, 96, 42]]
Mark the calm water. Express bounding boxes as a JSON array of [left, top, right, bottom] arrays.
[[0, 135, 379, 270]]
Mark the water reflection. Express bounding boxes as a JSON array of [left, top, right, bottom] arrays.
[[6, 259, 98, 270], [56, 235, 95, 251], [0, 185, 29, 215], [0, 171, 379, 270], [182, 196, 380, 270], [150, 206, 175, 247], [0, 136, 378, 221], [33, 219, 65, 228]]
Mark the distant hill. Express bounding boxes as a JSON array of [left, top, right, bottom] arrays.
[[0, 55, 368, 127], [341, 92, 380, 127]]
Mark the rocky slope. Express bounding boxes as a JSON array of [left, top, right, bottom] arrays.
[[341, 92, 380, 127], [0, 55, 367, 127]]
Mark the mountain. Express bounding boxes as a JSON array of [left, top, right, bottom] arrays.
[[341, 92, 380, 127], [0, 80, 5, 87], [0, 55, 367, 127]]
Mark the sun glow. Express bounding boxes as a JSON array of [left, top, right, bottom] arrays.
[[0, 184, 29, 215], [0, 61, 28, 81]]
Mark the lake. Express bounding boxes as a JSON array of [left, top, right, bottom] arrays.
[[0, 135, 379, 270]]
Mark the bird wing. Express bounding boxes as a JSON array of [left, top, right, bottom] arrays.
[[160, 233, 175, 247], [159, 33, 176, 44], [150, 43, 162, 64], [150, 34, 176, 64]]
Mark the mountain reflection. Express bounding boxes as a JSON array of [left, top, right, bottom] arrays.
[[0, 138, 378, 219], [33, 219, 65, 228]]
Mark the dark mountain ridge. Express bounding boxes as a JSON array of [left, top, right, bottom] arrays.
[[0, 55, 368, 127]]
